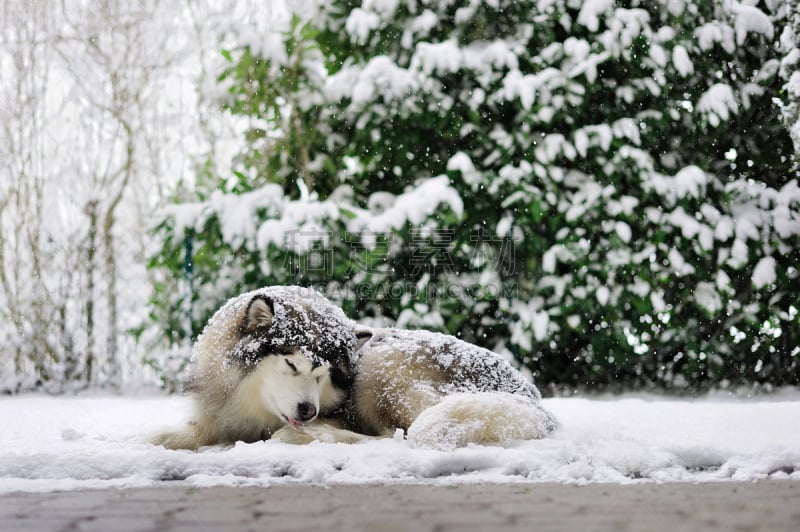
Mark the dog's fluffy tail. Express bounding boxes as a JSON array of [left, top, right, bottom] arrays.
[[406, 392, 558, 450]]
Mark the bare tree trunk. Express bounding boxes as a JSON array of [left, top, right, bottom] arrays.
[[52, 2, 167, 389], [104, 229, 117, 385], [1, 0, 205, 391], [85, 200, 98, 386], [0, 1, 65, 389], [102, 121, 134, 388], [103, 208, 119, 387]]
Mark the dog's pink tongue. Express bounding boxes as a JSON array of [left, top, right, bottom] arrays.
[[287, 417, 302, 428]]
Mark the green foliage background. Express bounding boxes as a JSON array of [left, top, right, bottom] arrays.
[[148, 1, 800, 392]]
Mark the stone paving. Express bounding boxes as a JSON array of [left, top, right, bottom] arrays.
[[1, 481, 799, 532]]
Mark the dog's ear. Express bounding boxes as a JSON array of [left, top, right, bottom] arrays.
[[245, 296, 274, 332], [354, 326, 373, 349]]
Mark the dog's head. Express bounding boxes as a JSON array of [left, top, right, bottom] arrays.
[[245, 343, 338, 427], [228, 288, 357, 425]]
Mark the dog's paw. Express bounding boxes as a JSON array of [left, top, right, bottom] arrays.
[[271, 425, 317, 445], [150, 427, 202, 450], [272, 423, 376, 444]]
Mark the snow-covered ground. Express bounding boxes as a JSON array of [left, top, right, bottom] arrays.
[[1, 392, 799, 493]]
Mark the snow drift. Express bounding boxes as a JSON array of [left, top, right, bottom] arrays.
[[0, 393, 798, 493]]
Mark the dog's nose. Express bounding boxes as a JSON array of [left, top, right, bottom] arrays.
[[297, 402, 317, 422]]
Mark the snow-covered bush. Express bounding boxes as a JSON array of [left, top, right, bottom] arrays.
[[776, 1, 800, 158], [150, 0, 799, 391]]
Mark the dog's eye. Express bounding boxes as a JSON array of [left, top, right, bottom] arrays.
[[285, 359, 297, 372]]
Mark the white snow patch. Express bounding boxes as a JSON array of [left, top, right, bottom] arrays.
[[668, 247, 696, 276], [409, 10, 438, 37], [695, 22, 736, 54], [447, 152, 481, 189], [542, 245, 563, 274], [531, 311, 550, 342], [328, 56, 419, 106], [499, 68, 563, 110], [346, 8, 381, 45], [596, 286, 610, 306], [697, 84, 738, 127], [614, 221, 632, 243], [728, 239, 750, 269], [751, 256, 776, 289], [577, 0, 614, 33], [728, 2, 774, 46], [462, 40, 519, 72], [715, 216, 735, 242], [694, 282, 723, 315], [413, 39, 462, 75], [350, 176, 464, 236], [672, 44, 693, 77], [667, 207, 701, 239], [573, 129, 589, 158], [1, 394, 799, 492]]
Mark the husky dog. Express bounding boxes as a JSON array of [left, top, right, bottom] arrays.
[[151, 286, 358, 450], [281, 327, 559, 450]]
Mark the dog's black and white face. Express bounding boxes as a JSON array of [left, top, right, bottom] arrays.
[[230, 294, 354, 426], [248, 349, 343, 426]]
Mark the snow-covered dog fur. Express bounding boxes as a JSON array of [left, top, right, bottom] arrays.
[[284, 327, 559, 450], [151, 286, 358, 450], [152, 285, 557, 450], [354, 328, 558, 449]]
